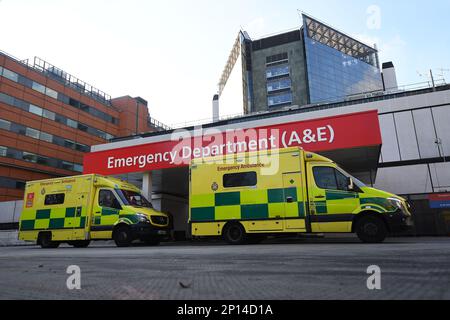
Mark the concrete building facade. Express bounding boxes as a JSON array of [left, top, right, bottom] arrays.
[[217, 13, 384, 118], [0, 50, 169, 202]]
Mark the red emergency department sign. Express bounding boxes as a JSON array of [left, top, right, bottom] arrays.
[[83, 110, 381, 175]]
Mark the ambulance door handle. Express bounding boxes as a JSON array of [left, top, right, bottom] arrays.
[[286, 197, 294, 203]]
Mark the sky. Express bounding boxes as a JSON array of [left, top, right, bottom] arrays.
[[1, 0, 449, 127]]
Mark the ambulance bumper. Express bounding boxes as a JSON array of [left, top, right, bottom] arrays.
[[384, 209, 414, 233], [130, 223, 171, 239]]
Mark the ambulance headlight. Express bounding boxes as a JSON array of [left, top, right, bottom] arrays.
[[136, 213, 150, 223], [387, 198, 403, 210]]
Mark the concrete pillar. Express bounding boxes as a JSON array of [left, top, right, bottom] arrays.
[[142, 171, 153, 201], [382, 62, 398, 91]]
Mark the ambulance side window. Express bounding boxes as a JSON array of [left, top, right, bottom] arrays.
[[223, 172, 257, 188], [313, 167, 352, 192], [313, 167, 337, 190], [98, 189, 121, 209], [44, 193, 65, 205]]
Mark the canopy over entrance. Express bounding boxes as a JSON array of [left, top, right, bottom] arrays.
[[84, 110, 382, 184]]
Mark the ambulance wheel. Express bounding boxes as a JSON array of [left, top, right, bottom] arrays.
[[69, 240, 91, 248], [38, 232, 60, 249], [356, 215, 388, 243], [113, 225, 133, 247], [223, 222, 247, 245]]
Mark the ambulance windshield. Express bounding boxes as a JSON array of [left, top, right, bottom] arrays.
[[117, 189, 153, 208], [337, 168, 367, 188]]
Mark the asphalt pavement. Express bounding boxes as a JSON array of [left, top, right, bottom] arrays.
[[0, 236, 449, 300]]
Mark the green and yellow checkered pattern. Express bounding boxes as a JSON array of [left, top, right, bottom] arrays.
[[92, 208, 140, 227], [20, 207, 87, 231], [191, 188, 397, 222], [190, 187, 306, 222]]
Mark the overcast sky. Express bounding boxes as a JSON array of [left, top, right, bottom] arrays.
[[1, 0, 449, 127]]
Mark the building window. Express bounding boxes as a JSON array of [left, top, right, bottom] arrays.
[[22, 152, 38, 163], [0, 92, 115, 141], [223, 172, 257, 188], [29, 105, 43, 117], [267, 78, 291, 93], [39, 132, 53, 143], [2, 68, 19, 82], [0, 146, 7, 157], [268, 92, 292, 107], [67, 119, 78, 129], [73, 164, 83, 172], [45, 87, 58, 99], [25, 127, 40, 139], [43, 109, 56, 121], [0, 177, 26, 190], [0, 119, 11, 130], [266, 65, 290, 79], [32, 82, 46, 94], [0, 145, 83, 172]]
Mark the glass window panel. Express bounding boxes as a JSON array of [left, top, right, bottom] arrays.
[[29, 104, 43, 117], [25, 127, 40, 139], [61, 161, 74, 171], [73, 164, 83, 172], [39, 131, 53, 143], [77, 123, 88, 132], [0, 119, 11, 130], [266, 65, 289, 79], [22, 152, 38, 163], [44, 193, 65, 205], [2, 69, 19, 82], [43, 109, 56, 121], [18, 75, 33, 88], [267, 92, 292, 107], [313, 167, 337, 190], [10, 122, 26, 135], [223, 172, 257, 188], [64, 139, 75, 149], [67, 119, 78, 128], [267, 78, 291, 93], [57, 93, 70, 105], [45, 87, 58, 99], [37, 155, 51, 166], [32, 82, 46, 94], [0, 146, 7, 157], [7, 148, 21, 159], [0, 93, 15, 106]]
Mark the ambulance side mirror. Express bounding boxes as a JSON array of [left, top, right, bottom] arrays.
[[347, 177, 354, 191]]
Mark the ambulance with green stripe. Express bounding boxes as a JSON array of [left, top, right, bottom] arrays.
[[189, 147, 413, 244], [18, 174, 170, 248]]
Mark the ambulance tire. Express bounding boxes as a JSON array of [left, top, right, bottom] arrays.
[[223, 222, 247, 245], [113, 225, 133, 247], [69, 240, 91, 248], [355, 215, 388, 243], [38, 232, 60, 249]]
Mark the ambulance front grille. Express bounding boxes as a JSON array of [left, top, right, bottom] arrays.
[[151, 216, 168, 226]]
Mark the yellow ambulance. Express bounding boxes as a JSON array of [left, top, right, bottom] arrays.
[[189, 147, 413, 244], [18, 174, 170, 248]]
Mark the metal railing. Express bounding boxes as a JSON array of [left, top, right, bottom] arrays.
[[168, 79, 448, 130], [148, 117, 172, 132], [0, 50, 112, 106]]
